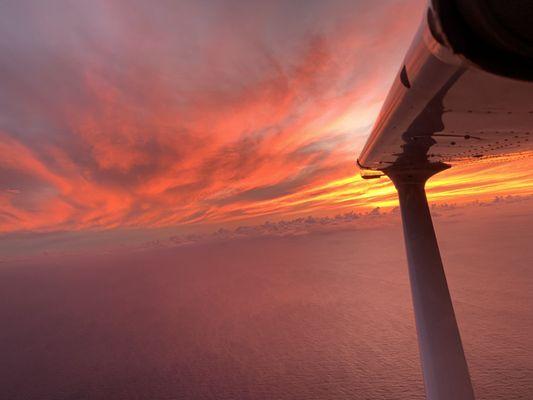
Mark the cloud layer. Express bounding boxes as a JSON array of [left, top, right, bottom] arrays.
[[1, 0, 532, 236]]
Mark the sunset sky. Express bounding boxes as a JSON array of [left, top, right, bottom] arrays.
[[1, 3, 532, 399], [1, 0, 532, 253]]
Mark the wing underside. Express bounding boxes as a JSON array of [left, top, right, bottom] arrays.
[[358, 3, 533, 172]]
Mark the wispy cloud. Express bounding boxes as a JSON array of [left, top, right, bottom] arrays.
[[1, 0, 532, 237], [0, 0, 425, 233]]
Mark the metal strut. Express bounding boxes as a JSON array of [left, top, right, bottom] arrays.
[[387, 164, 475, 400]]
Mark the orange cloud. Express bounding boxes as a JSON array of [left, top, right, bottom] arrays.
[[2, 0, 532, 237]]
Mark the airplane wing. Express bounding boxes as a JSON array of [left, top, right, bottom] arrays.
[[357, 2, 533, 400], [358, 1, 533, 174]]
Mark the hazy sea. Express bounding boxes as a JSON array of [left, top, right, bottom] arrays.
[[1, 210, 532, 399]]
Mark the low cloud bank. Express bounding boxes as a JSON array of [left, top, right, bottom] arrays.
[[136, 194, 533, 250]]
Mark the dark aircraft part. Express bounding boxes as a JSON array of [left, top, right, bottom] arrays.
[[431, 0, 533, 81]]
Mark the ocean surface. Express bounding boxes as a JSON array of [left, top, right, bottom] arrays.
[[1, 209, 532, 399]]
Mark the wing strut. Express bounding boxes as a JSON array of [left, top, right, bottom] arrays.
[[386, 163, 475, 400]]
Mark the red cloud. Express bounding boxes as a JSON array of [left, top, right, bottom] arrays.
[[2, 0, 532, 236]]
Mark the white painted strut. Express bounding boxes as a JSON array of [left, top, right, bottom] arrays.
[[388, 167, 475, 400]]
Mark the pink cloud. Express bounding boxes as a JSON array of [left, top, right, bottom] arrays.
[[3, 0, 532, 238], [0, 0, 428, 234]]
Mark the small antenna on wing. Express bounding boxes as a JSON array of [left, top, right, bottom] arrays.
[[356, 159, 385, 179]]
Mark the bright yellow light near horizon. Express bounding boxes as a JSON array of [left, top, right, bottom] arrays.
[[323, 152, 533, 211], [184, 151, 533, 228]]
